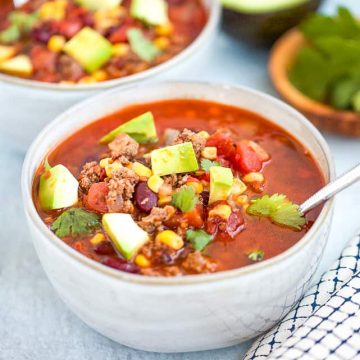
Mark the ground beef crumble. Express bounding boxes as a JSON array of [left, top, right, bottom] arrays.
[[78, 161, 102, 193], [182, 252, 217, 274], [138, 206, 175, 233], [106, 167, 139, 213], [108, 133, 139, 164], [172, 128, 206, 158]]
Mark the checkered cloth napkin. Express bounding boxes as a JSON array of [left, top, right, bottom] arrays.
[[245, 230, 360, 360]]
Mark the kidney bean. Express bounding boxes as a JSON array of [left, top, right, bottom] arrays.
[[134, 182, 158, 213], [102, 258, 140, 274], [94, 241, 115, 255], [200, 191, 209, 206], [226, 211, 245, 237]]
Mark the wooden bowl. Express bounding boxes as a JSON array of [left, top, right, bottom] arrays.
[[269, 28, 360, 137]]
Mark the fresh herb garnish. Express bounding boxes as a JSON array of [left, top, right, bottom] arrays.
[[186, 229, 213, 251], [248, 250, 264, 262], [247, 194, 306, 230], [171, 186, 198, 213], [289, 7, 360, 112], [51, 208, 101, 238], [127, 28, 161, 62], [201, 159, 220, 172]]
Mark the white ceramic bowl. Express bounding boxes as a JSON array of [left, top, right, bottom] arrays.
[[22, 82, 335, 353], [0, 0, 220, 151]]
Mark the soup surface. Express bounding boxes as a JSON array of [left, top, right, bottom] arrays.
[[33, 99, 325, 276], [0, 0, 207, 83]]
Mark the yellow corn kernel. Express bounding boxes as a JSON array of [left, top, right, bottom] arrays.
[[79, 76, 97, 84], [0, 45, 16, 63], [236, 194, 249, 206], [155, 23, 173, 36], [47, 35, 66, 53], [112, 43, 130, 57], [92, 69, 108, 82], [198, 130, 210, 139], [148, 175, 164, 193], [187, 181, 203, 194], [208, 204, 232, 221], [90, 233, 105, 245], [132, 162, 152, 178], [232, 178, 247, 196], [106, 161, 123, 178], [158, 195, 172, 206], [154, 37, 170, 50], [40, 0, 67, 21], [100, 158, 112, 168], [135, 254, 151, 268], [243, 172, 264, 184], [201, 146, 217, 160], [156, 230, 184, 250]]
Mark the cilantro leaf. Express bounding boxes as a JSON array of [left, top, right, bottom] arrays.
[[171, 186, 198, 213], [290, 7, 360, 112], [201, 159, 220, 172], [127, 28, 161, 62], [186, 229, 212, 251], [51, 208, 101, 238], [247, 194, 306, 230], [248, 250, 264, 262]]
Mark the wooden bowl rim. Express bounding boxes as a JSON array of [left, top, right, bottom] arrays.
[[268, 28, 360, 125]]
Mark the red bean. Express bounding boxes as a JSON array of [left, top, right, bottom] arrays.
[[102, 258, 140, 274], [134, 182, 158, 213], [94, 241, 115, 255]]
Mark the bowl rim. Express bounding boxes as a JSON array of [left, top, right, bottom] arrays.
[[269, 28, 360, 123], [0, 0, 221, 92], [21, 81, 336, 286]]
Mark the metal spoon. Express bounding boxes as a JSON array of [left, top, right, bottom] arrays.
[[300, 163, 360, 214]]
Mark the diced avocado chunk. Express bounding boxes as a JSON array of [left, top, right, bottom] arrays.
[[0, 55, 33, 77], [100, 111, 158, 144], [131, 0, 169, 26], [127, 28, 161, 62], [151, 142, 199, 176], [221, 0, 308, 13], [0, 45, 16, 63], [75, 0, 122, 11], [63, 27, 112, 73], [39, 163, 79, 210], [102, 213, 149, 260], [209, 166, 234, 204]]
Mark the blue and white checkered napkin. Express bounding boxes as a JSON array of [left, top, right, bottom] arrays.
[[245, 230, 360, 360]]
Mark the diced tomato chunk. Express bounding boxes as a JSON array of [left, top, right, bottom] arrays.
[[232, 142, 262, 174], [206, 132, 235, 159], [86, 182, 109, 213], [183, 206, 204, 228]]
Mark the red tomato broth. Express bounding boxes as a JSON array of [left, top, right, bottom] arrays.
[[33, 99, 325, 274]]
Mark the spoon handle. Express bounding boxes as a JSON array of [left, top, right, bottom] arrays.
[[300, 163, 360, 214]]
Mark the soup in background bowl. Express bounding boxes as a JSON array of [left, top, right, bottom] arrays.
[[22, 82, 335, 352], [0, 0, 219, 150]]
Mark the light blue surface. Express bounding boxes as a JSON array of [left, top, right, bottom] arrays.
[[0, 0, 360, 359]]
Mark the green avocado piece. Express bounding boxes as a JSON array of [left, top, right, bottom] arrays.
[[63, 27, 112, 73], [222, 0, 322, 45], [100, 111, 158, 144], [209, 166, 234, 204], [131, 0, 169, 26], [39, 163, 79, 211], [151, 142, 199, 176], [222, 0, 309, 13], [102, 213, 149, 260], [75, 0, 122, 11]]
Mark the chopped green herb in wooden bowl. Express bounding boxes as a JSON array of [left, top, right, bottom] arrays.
[[269, 6, 360, 137]]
